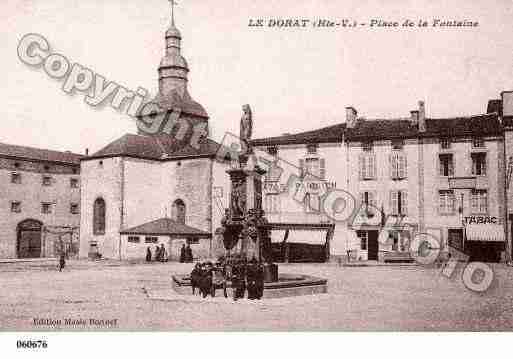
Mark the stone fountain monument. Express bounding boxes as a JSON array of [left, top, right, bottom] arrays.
[[219, 104, 278, 282], [171, 105, 328, 298]]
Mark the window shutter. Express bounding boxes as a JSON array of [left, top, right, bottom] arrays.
[[448, 156, 454, 176], [299, 159, 305, 177], [320, 158, 326, 179], [369, 155, 376, 179], [358, 154, 364, 180], [401, 191, 408, 216], [438, 192, 444, 215], [399, 154, 407, 178], [389, 154, 394, 179], [390, 191, 398, 215], [360, 192, 366, 206]]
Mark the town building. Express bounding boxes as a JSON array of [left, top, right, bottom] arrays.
[[253, 98, 512, 263], [77, 16, 231, 261], [0, 142, 82, 259]]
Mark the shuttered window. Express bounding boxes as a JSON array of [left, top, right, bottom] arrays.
[[390, 153, 407, 179], [360, 191, 377, 215], [439, 190, 455, 215], [439, 154, 454, 177], [390, 190, 408, 216], [471, 190, 488, 213], [359, 154, 376, 180]]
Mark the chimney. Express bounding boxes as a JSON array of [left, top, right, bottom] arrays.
[[501, 91, 513, 117], [345, 107, 358, 128], [85, 148, 89, 156], [410, 110, 419, 127], [418, 101, 426, 132]]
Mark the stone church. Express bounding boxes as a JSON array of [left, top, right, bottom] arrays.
[[78, 15, 231, 260]]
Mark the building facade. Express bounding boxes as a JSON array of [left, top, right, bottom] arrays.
[[78, 16, 231, 261], [0, 142, 82, 259], [253, 98, 511, 262]]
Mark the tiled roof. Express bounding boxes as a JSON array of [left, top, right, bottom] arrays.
[[86, 133, 222, 161], [0, 142, 82, 164], [252, 113, 503, 145], [152, 89, 208, 119], [251, 123, 346, 146], [347, 114, 502, 141], [423, 113, 502, 137], [120, 218, 211, 237], [345, 119, 417, 141]]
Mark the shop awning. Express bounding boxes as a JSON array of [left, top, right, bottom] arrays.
[[270, 229, 328, 244], [466, 224, 505, 242]]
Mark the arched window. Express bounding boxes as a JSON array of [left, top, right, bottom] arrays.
[[93, 198, 106, 235], [171, 199, 186, 224]]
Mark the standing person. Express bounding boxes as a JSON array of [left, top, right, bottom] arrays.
[[185, 243, 193, 262], [232, 258, 246, 301], [255, 261, 265, 300], [59, 251, 66, 272], [179, 244, 186, 263], [246, 257, 258, 300], [154, 244, 161, 262], [146, 247, 152, 262], [160, 243, 168, 262]]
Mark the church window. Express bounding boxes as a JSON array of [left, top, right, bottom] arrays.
[[93, 197, 106, 235], [172, 199, 186, 224]]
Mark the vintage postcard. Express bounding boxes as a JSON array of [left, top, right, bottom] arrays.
[[1, 0, 513, 355]]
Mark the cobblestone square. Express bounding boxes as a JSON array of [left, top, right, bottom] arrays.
[[1, 260, 512, 331]]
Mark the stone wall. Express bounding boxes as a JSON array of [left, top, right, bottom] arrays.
[[0, 157, 80, 258]]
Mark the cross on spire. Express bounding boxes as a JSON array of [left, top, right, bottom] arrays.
[[169, 0, 178, 25]]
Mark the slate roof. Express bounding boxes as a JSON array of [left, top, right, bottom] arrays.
[[120, 218, 211, 237], [251, 123, 346, 146], [85, 133, 222, 161], [0, 142, 82, 165], [252, 113, 503, 145]]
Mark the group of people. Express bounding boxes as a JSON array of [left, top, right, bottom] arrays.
[[179, 244, 193, 263], [189, 256, 265, 301], [146, 243, 168, 262]]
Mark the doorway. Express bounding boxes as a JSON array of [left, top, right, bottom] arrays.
[[448, 228, 464, 251], [17, 219, 43, 258], [367, 230, 379, 260]]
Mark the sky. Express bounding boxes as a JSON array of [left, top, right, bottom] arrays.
[[1, 0, 513, 154]]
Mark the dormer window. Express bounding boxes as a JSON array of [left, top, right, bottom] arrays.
[[362, 141, 373, 152], [306, 144, 318, 154], [440, 137, 451, 150], [391, 139, 404, 150]]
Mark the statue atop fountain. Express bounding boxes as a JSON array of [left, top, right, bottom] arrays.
[[218, 105, 277, 281]]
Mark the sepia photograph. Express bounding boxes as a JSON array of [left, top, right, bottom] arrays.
[[1, 0, 513, 356]]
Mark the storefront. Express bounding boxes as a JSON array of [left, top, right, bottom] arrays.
[[464, 224, 505, 262]]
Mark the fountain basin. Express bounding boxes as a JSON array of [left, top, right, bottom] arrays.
[[172, 273, 328, 299]]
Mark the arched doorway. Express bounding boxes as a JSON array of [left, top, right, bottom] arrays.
[[171, 199, 186, 224], [17, 219, 43, 258]]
